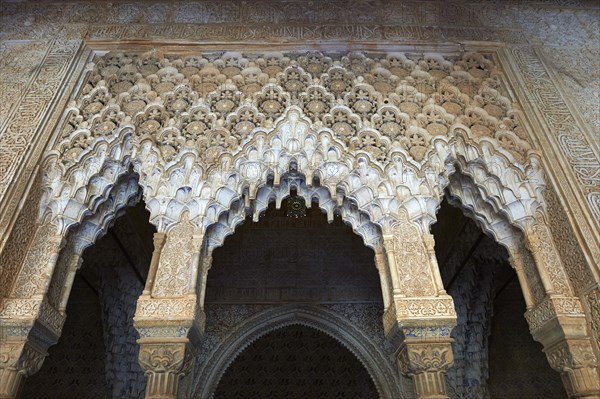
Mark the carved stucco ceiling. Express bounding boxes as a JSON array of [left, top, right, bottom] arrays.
[[42, 50, 542, 246]]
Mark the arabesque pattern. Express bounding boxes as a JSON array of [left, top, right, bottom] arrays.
[[43, 51, 544, 236]]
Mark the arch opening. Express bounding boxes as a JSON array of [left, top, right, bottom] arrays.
[[213, 324, 378, 399], [21, 199, 155, 399], [205, 190, 383, 305], [432, 197, 566, 398], [191, 191, 401, 398]]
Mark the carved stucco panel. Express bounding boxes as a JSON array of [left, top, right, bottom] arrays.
[[0, 175, 44, 299], [10, 223, 63, 299], [583, 288, 600, 359], [0, 41, 48, 125], [509, 46, 600, 225], [526, 220, 573, 296], [136, 296, 196, 319], [391, 219, 437, 297], [0, 39, 80, 199], [152, 216, 201, 298], [525, 296, 585, 332], [543, 185, 596, 292], [540, 47, 600, 137]]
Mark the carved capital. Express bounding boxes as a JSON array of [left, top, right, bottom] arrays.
[[397, 340, 454, 376], [0, 341, 45, 376], [138, 341, 193, 399], [138, 341, 191, 375], [0, 340, 47, 399], [545, 340, 600, 398], [546, 340, 598, 371], [396, 338, 454, 399]]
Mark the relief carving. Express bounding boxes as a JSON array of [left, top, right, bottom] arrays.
[[152, 214, 203, 298], [0, 10, 598, 396], [138, 342, 193, 399], [391, 219, 437, 297]]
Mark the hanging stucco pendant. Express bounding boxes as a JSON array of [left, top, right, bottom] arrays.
[[287, 194, 307, 218]]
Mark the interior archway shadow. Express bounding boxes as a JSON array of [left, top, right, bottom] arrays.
[[22, 201, 155, 399], [205, 197, 382, 304], [214, 324, 378, 399], [190, 194, 403, 398], [432, 198, 566, 399]]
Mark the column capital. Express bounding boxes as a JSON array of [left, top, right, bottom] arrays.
[[396, 337, 455, 399], [525, 295, 600, 398], [397, 338, 455, 376], [545, 339, 600, 399], [137, 340, 193, 399], [0, 340, 47, 399]]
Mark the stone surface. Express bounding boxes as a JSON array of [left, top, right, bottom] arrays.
[[1, 2, 599, 398]]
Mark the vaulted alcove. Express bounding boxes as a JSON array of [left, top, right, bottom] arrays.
[[193, 195, 396, 397], [214, 324, 378, 399], [432, 198, 566, 399], [22, 201, 154, 399]]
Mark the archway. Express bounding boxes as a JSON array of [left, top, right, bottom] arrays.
[[194, 305, 400, 399], [214, 324, 378, 399], [190, 189, 401, 398], [20, 199, 155, 399], [432, 198, 566, 398]]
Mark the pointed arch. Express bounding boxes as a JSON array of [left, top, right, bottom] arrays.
[[193, 305, 401, 399]]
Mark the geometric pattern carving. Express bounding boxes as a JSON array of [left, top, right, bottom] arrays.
[[43, 51, 545, 236]]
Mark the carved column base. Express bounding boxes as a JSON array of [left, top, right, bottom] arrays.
[[0, 368, 24, 399], [526, 296, 600, 398], [0, 340, 48, 399], [138, 340, 192, 399]]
